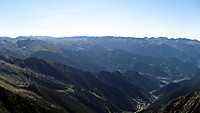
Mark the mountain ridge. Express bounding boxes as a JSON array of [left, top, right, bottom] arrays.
[[1, 36, 200, 112]]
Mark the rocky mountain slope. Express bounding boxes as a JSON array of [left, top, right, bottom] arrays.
[[157, 91, 200, 113]]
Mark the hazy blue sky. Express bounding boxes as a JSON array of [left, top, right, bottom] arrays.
[[0, 0, 199, 39]]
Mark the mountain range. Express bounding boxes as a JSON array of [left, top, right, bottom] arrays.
[[1, 36, 200, 113]]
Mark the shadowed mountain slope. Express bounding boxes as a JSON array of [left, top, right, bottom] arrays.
[[0, 54, 153, 112], [157, 91, 200, 113]]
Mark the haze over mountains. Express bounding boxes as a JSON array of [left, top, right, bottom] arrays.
[[0, 36, 200, 113]]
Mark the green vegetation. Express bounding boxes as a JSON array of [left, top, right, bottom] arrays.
[[89, 91, 105, 100], [56, 89, 65, 93], [66, 85, 75, 93], [57, 85, 75, 93]]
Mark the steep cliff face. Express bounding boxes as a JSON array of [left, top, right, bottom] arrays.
[[157, 91, 200, 113]]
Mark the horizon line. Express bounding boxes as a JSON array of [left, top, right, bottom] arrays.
[[0, 35, 199, 41]]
